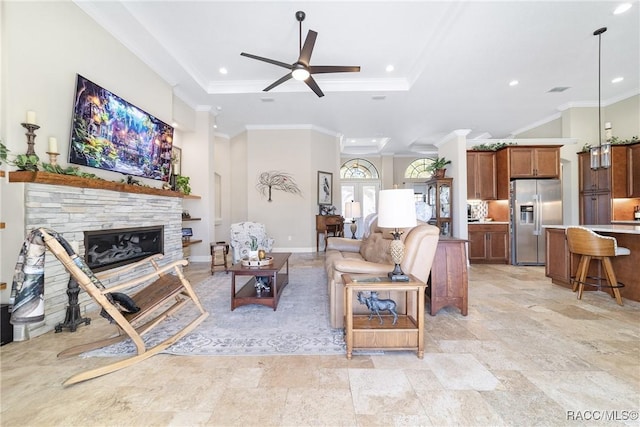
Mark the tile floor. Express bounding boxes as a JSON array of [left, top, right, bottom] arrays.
[[1, 254, 639, 426]]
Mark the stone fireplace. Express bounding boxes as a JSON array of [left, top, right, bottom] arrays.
[[13, 174, 184, 338]]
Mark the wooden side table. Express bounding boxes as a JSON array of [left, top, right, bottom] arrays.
[[428, 237, 469, 316], [342, 274, 427, 359], [210, 241, 229, 274]]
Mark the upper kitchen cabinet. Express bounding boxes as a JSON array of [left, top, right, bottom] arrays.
[[578, 145, 628, 198], [508, 146, 560, 178], [495, 145, 561, 199], [467, 151, 497, 200], [628, 142, 640, 198]]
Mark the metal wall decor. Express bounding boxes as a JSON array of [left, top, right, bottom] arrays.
[[256, 171, 302, 202]]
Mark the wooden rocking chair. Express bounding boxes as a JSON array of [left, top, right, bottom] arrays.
[[38, 228, 209, 386]]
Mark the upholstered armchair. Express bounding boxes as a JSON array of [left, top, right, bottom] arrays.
[[230, 222, 275, 263]]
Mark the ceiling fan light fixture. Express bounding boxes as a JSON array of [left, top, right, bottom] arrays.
[[292, 65, 310, 81]]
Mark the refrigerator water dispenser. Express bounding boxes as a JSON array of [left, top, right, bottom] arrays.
[[519, 205, 534, 224]]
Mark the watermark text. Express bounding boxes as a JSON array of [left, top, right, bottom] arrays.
[[567, 410, 639, 422]]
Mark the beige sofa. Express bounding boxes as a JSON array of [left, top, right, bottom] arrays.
[[325, 215, 440, 328]]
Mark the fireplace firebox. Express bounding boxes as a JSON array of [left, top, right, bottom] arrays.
[[84, 226, 164, 272]]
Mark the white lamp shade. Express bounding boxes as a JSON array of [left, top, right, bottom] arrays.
[[377, 189, 417, 228], [345, 201, 361, 219]]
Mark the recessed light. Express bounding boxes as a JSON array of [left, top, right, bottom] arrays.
[[612, 76, 624, 83], [385, 65, 394, 72], [509, 80, 519, 86], [171, 122, 178, 128], [614, 3, 632, 14], [219, 67, 228, 75]]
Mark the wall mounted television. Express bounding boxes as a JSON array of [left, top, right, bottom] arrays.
[[68, 74, 174, 181]]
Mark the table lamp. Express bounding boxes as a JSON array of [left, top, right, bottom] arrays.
[[344, 201, 361, 239], [377, 189, 417, 281]]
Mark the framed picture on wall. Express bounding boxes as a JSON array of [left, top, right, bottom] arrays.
[[317, 171, 333, 205], [172, 146, 182, 176]]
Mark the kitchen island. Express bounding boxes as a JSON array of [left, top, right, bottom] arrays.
[[545, 225, 640, 302]]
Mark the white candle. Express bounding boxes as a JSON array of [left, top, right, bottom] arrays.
[[26, 111, 36, 125], [48, 137, 58, 153]]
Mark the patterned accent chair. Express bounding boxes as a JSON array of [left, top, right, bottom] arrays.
[[230, 222, 275, 263]]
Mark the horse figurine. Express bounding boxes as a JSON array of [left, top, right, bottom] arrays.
[[357, 291, 398, 325]]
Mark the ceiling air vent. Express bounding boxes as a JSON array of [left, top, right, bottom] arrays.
[[547, 86, 570, 93]]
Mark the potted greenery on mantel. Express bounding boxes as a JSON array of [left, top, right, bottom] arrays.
[[426, 156, 451, 178]]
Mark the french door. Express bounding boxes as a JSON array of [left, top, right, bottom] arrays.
[[340, 181, 380, 239]]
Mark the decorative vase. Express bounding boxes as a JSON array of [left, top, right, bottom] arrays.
[[249, 250, 259, 260]]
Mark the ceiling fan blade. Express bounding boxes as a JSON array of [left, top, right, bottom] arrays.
[[309, 65, 361, 74], [264, 73, 293, 92], [298, 30, 317, 65], [240, 52, 292, 70], [305, 76, 324, 97]]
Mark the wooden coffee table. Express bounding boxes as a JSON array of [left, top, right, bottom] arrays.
[[229, 252, 291, 311]]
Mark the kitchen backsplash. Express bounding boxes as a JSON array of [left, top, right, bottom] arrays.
[[468, 200, 488, 219], [468, 199, 510, 222]]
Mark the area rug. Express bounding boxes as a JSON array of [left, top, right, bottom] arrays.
[[82, 259, 346, 357]]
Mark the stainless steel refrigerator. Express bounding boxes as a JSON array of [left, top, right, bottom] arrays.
[[510, 179, 562, 265]]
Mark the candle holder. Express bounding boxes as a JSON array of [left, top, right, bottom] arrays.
[[46, 152, 60, 166], [21, 123, 40, 155]]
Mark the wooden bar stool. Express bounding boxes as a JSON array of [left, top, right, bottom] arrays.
[[565, 226, 628, 305], [210, 241, 229, 274]]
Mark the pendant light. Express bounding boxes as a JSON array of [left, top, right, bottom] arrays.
[[591, 27, 611, 170]]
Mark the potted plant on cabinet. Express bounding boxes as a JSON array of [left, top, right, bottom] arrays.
[[426, 156, 451, 178]]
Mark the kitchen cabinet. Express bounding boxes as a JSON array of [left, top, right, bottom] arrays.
[[579, 192, 611, 225], [466, 151, 496, 200], [577, 146, 629, 224], [426, 177, 453, 236], [508, 146, 560, 178], [545, 225, 640, 302], [468, 223, 509, 264], [545, 227, 570, 283], [579, 146, 628, 196], [495, 146, 561, 199], [629, 143, 640, 198]]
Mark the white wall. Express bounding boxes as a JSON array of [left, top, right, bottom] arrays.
[[604, 94, 640, 139], [213, 133, 232, 244], [0, 1, 179, 303], [436, 130, 470, 240], [240, 127, 340, 251], [181, 111, 216, 261]]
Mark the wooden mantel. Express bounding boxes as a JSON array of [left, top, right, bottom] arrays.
[[9, 171, 185, 198]]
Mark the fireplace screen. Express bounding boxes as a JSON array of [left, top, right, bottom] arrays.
[[84, 226, 164, 272]]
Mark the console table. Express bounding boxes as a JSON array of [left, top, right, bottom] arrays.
[[316, 215, 344, 251], [428, 236, 469, 316]]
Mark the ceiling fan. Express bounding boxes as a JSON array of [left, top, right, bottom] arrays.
[[240, 11, 360, 97]]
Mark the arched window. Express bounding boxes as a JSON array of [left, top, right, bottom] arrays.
[[340, 158, 380, 179], [404, 158, 435, 179]]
